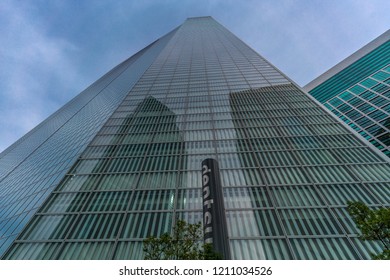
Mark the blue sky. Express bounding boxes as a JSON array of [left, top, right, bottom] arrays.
[[0, 0, 389, 153]]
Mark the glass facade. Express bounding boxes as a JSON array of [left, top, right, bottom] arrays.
[[323, 65, 390, 157], [305, 31, 390, 157], [0, 28, 176, 256], [1, 17, 390, 260]]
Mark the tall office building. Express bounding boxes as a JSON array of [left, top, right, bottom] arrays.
[[304, 30, 390, 157], [1, 17, 390, 260]]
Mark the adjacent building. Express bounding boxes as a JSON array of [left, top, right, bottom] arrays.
[[304, 30, 390, 157], [1, 17, 390, 260]]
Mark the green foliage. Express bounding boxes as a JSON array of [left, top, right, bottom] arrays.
[[143, 220, 222, 260], [347, 201, 390, 260], [203, 243, 223, 260]]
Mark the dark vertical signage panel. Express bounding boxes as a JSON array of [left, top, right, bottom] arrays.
[[202, 158, 231, 259]]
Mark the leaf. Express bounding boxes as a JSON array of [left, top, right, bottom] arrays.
[[142, 220, 221, 260], [347, 201, 390, 259]]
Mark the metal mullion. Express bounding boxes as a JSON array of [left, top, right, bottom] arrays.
[[96, 214, 113, 238], [148, 190, 158, 211], [230, 89, 296, 259], [272, 85, 356, 256], [110, 33, 181, 259], [16, 170, 105, 258]]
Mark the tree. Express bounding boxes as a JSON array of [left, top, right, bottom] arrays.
[[347, 201, 390, 260], [143, 220, 222, 260]]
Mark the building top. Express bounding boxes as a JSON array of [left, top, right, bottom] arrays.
[[186, 16, 213, 20], [304, 29, 390, 92]]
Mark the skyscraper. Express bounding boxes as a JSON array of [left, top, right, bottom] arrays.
[[304, 30, 390, 157], [1, 17, 390, 260]]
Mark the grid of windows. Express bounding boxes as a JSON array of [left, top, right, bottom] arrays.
[[306, 31, 390, 159], [2, 17, 390, 260], [308, 38, 390, 104], [0, 24, 176, 256], [324, 65, 390, 156]]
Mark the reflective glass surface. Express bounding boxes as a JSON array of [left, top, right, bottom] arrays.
[[323, 65, 390, 156], [0, 26, 176, 256], [308, 36, 390, 157], [2, 17, 390, 259]]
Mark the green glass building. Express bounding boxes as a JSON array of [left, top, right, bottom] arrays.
[[304, 30, 390, 157], [1, 17, 390, 260]]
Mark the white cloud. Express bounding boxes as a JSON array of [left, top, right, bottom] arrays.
[[1, 0, 389, 153], [217, 0, 389, 86], [0, 1, 80, 152]]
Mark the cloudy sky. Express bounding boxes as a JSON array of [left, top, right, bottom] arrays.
[[0, 0, 389, 153]]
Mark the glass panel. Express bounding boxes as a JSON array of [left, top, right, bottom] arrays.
[[364, 183, 390, 204], [68, 213, 124, 239], [113, 241, 144, 260], [318, 184, 380, 205], [350, 238, 385, 260], [230, 239, 292, 260], [296, 149, 337, 165], [121, 212, 172, 238], [39, 193, 89, 213], [85, 192, 131, 212], [5, 242, 61, 260], [58, 242, 114, 260], [19, 215, 75, 240], [227, 210, 283, 237], [177, 189, 202, 210], [306, 166, 355, 183], [224, 187, 272, 208], [266, 167, 309, 185], [58, 175, 101, 191], [98, 174, 138, 190], [332, 208, 360, 234], [177, 211, 203, 225], [130, 190, 175, 210], [352, 164, 390, 181], [271, 185, 323, 206], [290, 238, 359, 259], [279, 208, 343, 235], [137, 172, 179, 189]]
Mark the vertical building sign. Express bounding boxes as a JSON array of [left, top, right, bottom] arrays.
[[202, 158, 231, 259]]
